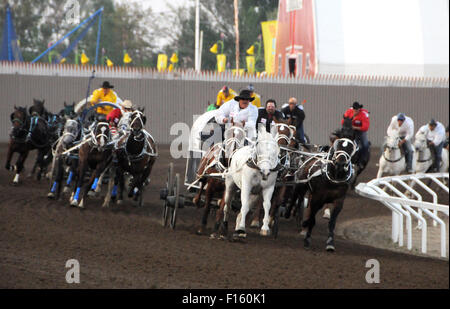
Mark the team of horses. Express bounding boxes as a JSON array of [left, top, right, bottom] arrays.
[[7, 99, 157, 209]]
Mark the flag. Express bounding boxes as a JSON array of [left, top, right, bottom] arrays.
[[261, 20, 277, 74], [123, 52, 132, 64], [59, 58, 66, 64], [81, 52, 89, 64], [168, 63, 174, 72], [246, 56, 255, 74], [246, 45, 254, 55], [157, 54, 168, 72], [107, 58, 114, 67], [170, 53, 178, 63], [210, 43, 218, 54], [216, 54, 226, 72], [231, 69, 245, 76]]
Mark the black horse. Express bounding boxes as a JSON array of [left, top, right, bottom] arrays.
[[104, 110, 157, 207], [331, 116, 371, 184], [6, 105, 52, 184], [290, 137, 357, 251]]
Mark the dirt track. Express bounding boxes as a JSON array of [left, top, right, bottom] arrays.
[[0, 144, 448, 289]]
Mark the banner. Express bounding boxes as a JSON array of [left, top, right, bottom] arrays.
[[157, 54, 168, 72], [261, 20, 277, 74], [217, 54, 226, 72], [246, 56, 255, 74]]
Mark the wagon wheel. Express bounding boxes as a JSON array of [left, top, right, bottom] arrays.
[[162, 163, 174, 227], [169, 173, 180, 230]]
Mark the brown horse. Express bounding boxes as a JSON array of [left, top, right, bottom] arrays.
[[290, 137, 356, 251], [103, 110, 157, 207], [6, 105, 51, 185], [69, 121, 113, 208], [194, 120, 246, 235]]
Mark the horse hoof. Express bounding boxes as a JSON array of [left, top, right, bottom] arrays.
[[250, 219, 260, 228], [70, 200, 78, 207], [233, 230, 247, 240], [87, 190, 96, 198], [260, 229, 271, 237], [196, 226, 206, 235], [209, 233, 219, 240], [63, 186, 70, 194], [326, 237, 335, 252], [47, 192, 55, 199], [117, 200, 123, 205], [304, 237, 312, 249], [323, 208, 331, 220]]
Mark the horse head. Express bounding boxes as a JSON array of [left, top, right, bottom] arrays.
[[384, 135, 400, 155], [414, 132, 428, 152], [10, 106, 29, 138], [91, 122, 111, 149], [129, 110, 146, 133], [61, 101, 76, 119], [271, 119, 295, 147], [30, 98, 45, 116], [330, 138, 356, 179], [224, 120, 246, 159], [254, 126, 280, 180], [62, 119, 80, 146]]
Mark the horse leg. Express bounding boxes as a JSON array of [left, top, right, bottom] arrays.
[[234, 179, 252, 239], [302, 197, 322, 249], [102, 166, 115, 208], [71, 158, 87, 207], [260, 185, 276, 236], [197, 179, 213, 235], [48, 155, 63, 199], [192, 179, 206, 208], [5, 141, 14, 171], [13, 150, 29, 185], [250, 197, 262, 228], [117, 167, 125, 205], [326, 199, 344, 252]]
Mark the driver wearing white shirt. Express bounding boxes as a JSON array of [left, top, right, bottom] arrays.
[[387, 113, 414, 172], [215, 89, 258, 142]]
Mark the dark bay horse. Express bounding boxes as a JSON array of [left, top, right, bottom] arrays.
[[291, 138, 357, 251], [69, 121, 113, 208], [103, 110, 157, 207], [6, 105, 52, 184]]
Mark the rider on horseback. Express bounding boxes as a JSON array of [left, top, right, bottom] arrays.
[[387, 113, 415, 173], [416, 119, 446, 172], [342, 101, 370, 169]]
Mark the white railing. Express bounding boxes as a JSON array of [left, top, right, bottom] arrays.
[[1, 61, 449, 88], [355, 173, 449, 258]]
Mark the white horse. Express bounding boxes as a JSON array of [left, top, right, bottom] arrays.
[[223, 126, 280, 239], [413, 132, 449, 173], [377, 135, 410, 178]]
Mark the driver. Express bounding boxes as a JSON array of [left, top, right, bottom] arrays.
[[215, 89, 258, 142], [88, 81, 122, 115], [106, 100, 134, 138]]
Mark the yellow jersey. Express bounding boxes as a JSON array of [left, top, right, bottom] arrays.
[[90, 88, 118, 115], [216, 88, 237, 107]]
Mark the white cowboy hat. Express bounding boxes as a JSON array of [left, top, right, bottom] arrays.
[[120, 100, 133, 109]]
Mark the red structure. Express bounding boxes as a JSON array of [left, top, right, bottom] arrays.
[[275, 0, 317, 77]]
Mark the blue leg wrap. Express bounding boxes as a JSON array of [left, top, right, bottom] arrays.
[[91, 177, 99, 190], [50, 181, 58, 193], [111, 185, 118, 197], [66, 171, 73, 185], [74, 187, 81, 201]]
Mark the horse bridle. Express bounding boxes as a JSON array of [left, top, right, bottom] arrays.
[[416, 139, 433, 163], [246, 139, 281, 179], [90, 122, 111, 149], [383, 137, 404, 163]]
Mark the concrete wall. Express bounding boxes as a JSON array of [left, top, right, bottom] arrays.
[[1, 73, 448, 146]]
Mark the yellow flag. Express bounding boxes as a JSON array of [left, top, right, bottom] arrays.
[[157, 54, 168, 72], [123, 53, 132, 64], [246, 56, 255, 74], [107, 58, 114, 67], [246, 45, 254, 55], [59, 58, 66, 64], [261, 20, 277, 74], [168, 63, 174, 72], [81, 52, 89, 65], [170, 53, 178, 63], [216, 54, 226, 72], [231, 69, 245, 76], [210, 43, 218, 54]]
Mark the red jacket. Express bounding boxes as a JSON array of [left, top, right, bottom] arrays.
[[341, 108, 370, 132], [106, 108, 122, 124]]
